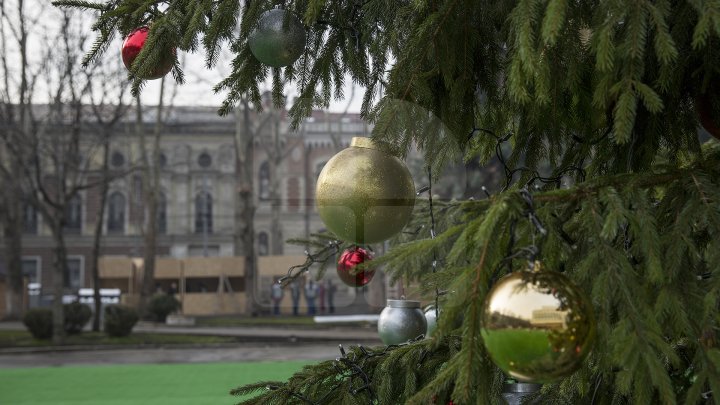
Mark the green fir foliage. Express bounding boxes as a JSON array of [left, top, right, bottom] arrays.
[[53, 0, 720, 404]]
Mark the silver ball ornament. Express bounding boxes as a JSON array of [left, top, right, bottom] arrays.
[[424, 305, 437, 338], [249, 9, 306, 68], [378, 300, 427, 345]]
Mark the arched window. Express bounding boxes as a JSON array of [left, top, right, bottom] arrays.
[[23, 204, 38, 234], [198, 152, 212, 168], [315, 161, 327, 181], [107, 192, 126, 234], [111, 151, 125, 168], [64, 194, 82, 233], [259, 161, 270, 200], [158, 153, 168, 169], [157, 192, 167, 234], [258, 232, 269, 256], [194, 191, 213, 234]]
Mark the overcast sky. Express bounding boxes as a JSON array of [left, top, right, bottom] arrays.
[[162, 48, 364, 113], [3, 0, 363, 113]]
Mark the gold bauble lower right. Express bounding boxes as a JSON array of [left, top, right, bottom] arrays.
[[481, 269, 596, 383]]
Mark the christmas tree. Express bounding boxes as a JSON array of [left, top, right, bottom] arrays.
[[53, 0, 720, 403]]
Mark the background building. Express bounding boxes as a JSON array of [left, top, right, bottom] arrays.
[[7, 104, 391, 316]]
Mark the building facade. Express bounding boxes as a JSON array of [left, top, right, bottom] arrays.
[[13, 105, 389, 313]]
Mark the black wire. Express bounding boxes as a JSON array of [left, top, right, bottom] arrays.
[[590, 374, 603, 405], [427, 166, 440, 321], [468, 127, 586, 191], [278, 240, 342, 286]]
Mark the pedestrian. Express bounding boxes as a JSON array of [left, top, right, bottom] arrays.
[[271, 281, 283, 316], [290, 279, 301, 316], [305, 280, 318, 316], [168, 282, 178, 296], [326, 279, 336, 314], [318, 280, 326, 313]]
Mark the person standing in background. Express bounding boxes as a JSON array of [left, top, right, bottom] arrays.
[[318, 281, 326, 313], [305, 280, 318, 316], [271, 282, 284, 315], [290, 280, 301, 316], [326, 279, 336, 314]]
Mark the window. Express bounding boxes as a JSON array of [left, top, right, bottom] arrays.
[[64, 194, 82, 234], [21, 258, 40, 285], [111, 151, 125, 168], [258, 232, 269, 256], [65, 257, 83, 291], [194, 191, 213, 234], [188, 245, 220, 257], [158, 153, 168, 168], [107, 192, 126, 234], [198, 152, 212, 168], [23, 204, 38, 234], [315, 161, 327, 179], [157, 192, 167, 234], [287, 177, 300, 211], [133, 175, 143, 205], [259, 161, 270, 200]]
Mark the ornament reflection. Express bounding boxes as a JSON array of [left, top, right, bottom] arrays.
[[481, 269, 595, 383]]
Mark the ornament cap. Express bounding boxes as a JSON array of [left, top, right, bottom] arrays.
[[350, 136, 378, 150], [387, 299, 421, 308], [502, 383, 542, 393]]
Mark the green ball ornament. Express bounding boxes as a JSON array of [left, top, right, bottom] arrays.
[[248, 9, 306, 68], [481, 265, 596, 383], [315, 137, 415, 244]]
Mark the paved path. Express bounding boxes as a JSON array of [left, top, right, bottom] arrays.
[[0, 321, 381, 368], [0, 343, 343, 368], [0, 321, 382, 342], [134, 323, 381, 341]]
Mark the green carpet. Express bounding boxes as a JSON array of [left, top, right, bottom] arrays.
[[0, 361, 308, 405]]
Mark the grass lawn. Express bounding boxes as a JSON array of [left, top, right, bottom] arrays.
[[0, 330, 238, 348], [0, 361, 308, 405], [481, 328, 551, 370]]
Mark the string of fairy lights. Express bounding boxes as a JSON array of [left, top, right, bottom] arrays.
[[265, 123, 597, 403]]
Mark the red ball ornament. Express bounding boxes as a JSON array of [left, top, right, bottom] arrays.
[[696, 94, 720, 140], [121, 27, 174, 80], [337, 247, 375, 287]]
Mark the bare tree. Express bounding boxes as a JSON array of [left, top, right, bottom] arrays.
[[0, 0, 48, 320], [257, 96, 303, 256], [234, 99, 257, 316], [0, 7, 106, 342], [233, 92, 300, 315], [86, 59, 131, 331], [136, 76, 177, 315]]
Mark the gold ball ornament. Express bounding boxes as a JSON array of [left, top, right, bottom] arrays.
[[481, 267, 596, 383], [315, 137, 415, 244]]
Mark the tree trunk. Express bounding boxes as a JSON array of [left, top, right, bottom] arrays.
[[137, 79, 164, 316], [235, 100, 257, 316], [139, 187, 158, 316], [3, 196, 24, 320], [269, 113, 283, 255], [51, 222, 68, 344], [89, 133, 110, 331]]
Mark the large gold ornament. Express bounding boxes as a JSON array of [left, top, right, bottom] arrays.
[[481, 267, 596, 383], [315, 137, 415, 244]]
